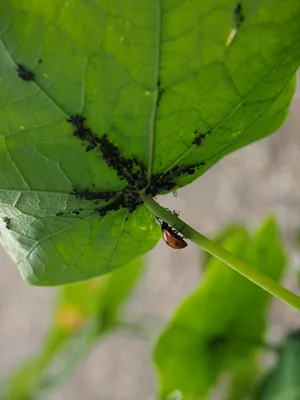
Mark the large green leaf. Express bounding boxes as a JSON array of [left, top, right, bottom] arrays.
[[256, 330, 300, 400], [0, 256, 144, 400], [153, 217, 287, 400], [0, 1, 299, 285]]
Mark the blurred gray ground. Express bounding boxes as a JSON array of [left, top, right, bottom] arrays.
[[1, 80, 300, 400]]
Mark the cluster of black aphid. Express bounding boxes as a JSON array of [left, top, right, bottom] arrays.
[[64, 113, 206, 218], [72, 186, 141, 216], [94, 188, 143, 217], [98, 135, 148, 189], [70, 183, 144, 217], [71, 187, 115, 202], [65, 114, 151, 216], [145, 162, 205, 196], [67, 114, 100, 152]]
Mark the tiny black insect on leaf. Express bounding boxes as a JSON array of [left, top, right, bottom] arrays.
[[156, 80, 165, 107], [193, 134, 206, 146], [157, 89, 165, 107], [3, 217, 11, 230], [193, 130, 211, 146], [16, 64, 35, 81], [234, 1, 245, 28]]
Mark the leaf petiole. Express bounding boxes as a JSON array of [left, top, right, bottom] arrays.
[[143, 195, 300, 312]]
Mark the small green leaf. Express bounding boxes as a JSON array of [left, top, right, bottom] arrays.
[[1, 256, 144, 400], [153, 217, 287, 399], [0, 1, 299, 284], [256, 330, 300, 400]]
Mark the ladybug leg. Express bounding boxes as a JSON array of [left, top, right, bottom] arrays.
[[173, 223, 186, 238]]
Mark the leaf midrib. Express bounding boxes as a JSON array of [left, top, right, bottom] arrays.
[[147, 0, 162, 179]]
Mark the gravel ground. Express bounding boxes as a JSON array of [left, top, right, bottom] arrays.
[[0, 80, 300, 400]]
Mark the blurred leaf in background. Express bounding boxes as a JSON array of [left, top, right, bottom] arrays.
[[295, 228, 300, 250], [255, 330, 300, 400], [154, 217, 287, 400], [0, 256, 145, 400]]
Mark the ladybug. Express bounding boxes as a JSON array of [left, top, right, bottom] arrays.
[[157, 218, 187, 249]]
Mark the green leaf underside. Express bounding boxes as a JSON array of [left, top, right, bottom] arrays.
[[0, 1, 299, 285], [153, 217, 287, 400], [256, 330, 300, 400], [1, 257, 144, 400]]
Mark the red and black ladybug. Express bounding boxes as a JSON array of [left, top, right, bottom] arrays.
[[156, 218, 187, 249]]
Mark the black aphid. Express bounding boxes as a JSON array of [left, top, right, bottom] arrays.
[[193, 129, 211, 146], [156, 80, 165, 107], [234, 1, 245, 28], [193, 134, 206, 146], [16, 64, 35, 81], [3, 217, 11, 230]]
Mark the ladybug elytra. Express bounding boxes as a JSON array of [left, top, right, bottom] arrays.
[[157, 218, 187, 249]]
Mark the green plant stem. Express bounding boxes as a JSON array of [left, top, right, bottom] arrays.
[[143, 195, 300, 312]]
